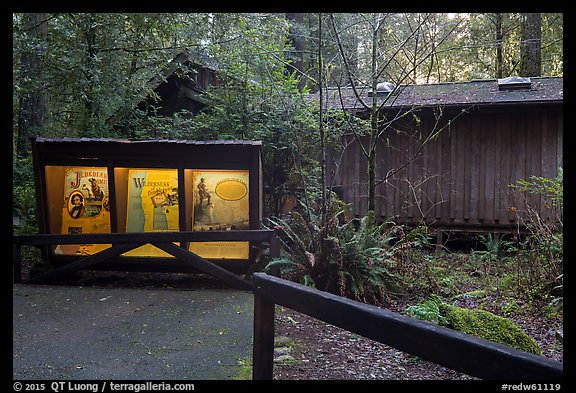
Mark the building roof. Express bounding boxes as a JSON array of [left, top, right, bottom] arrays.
[[323, 76, 563, 112], [33, 137, 262, 146]]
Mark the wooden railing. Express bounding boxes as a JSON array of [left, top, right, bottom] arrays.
[[13, 230, 279, 290], [251, 272, 563, 380]]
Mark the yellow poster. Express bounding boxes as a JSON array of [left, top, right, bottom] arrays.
[[190, 170, 250, 259], [56, 166, 111, 255], [124, 168, 179, 257]]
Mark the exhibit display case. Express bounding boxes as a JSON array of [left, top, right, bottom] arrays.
[[31, 137, 263, 273]]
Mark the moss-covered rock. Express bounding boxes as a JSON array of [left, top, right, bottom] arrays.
[[438, 303, 542, 355]]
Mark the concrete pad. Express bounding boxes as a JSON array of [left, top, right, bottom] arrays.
[[13, 284, 254, 380]]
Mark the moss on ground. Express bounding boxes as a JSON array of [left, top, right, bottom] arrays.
[[438, 303, 542, 355]]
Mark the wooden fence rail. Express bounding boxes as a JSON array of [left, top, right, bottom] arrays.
[[251, 272, 563, 380], [13, 229, 279, 290]]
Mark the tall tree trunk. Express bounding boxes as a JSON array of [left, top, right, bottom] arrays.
[[495, 13, 504, 78], [286, 13, 305, 83], [519, 13, 542, 77], [368, 14, 380, 213], [17, 13, 47, 157], [318, 13, 327, 230]]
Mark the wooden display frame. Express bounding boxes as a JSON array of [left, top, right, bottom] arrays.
[[31, 137, 264, 273]]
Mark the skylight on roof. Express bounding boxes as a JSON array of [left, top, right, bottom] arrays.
[[498, 76, 531, 91], [368, 82, 396, 97]]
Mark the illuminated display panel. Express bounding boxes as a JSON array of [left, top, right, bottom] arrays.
[[189, 170, 250, 259], [48, 166, 111, 256], [122, 168, 179, 258]]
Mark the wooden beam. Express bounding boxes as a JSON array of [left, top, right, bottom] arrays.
[[13, 229, 276, 246], [251, 273, 563, 380], [153, 242, 251, 291], [26, 243, 144, 284]]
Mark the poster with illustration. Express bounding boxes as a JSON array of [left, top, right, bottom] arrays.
[[124, 168, 179, 257], [56, 166, 111, 255], [190, 170, 250, 259], [126, 169, 179, 232], [191, 170, 249, 231]]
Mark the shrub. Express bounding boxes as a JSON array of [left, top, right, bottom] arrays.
[[509, 168, 563, 303], [265, 195, 406, 304]]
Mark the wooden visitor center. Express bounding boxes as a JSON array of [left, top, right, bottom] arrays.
[[326, 76, 563, 234]]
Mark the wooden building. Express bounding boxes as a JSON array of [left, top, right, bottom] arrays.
[[107, 51, 222, 129], [326, 76, 563, 233]]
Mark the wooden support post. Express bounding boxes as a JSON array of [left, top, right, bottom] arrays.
[[13, 243, 22, 283], [435, 229, 444, 252], [270, 233, 280, 258], [252, 292, 275, 380]]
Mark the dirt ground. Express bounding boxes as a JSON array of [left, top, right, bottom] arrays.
[[272, 302, 563, 381]]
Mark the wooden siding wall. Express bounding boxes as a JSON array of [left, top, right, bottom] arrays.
[[329, 106, 563, 231]]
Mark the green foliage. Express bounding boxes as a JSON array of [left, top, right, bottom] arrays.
[[404, 295, 448, 325], [406, 297, 542, 355], [475, 233, 518, 260], [13, 156, 38, 234], [438, 303, 542, 355], [511, 168, 563, 210], [266, 197, 407, 304], [508, 168, 563, 302]]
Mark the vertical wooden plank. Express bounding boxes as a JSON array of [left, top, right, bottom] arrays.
[[441, 123, 452, 225], [345, 136, 353, 206], [499, 115, 511, 224], [407, 127, 416, 221], [252, 294, 275, 380], [359, 136, 368, 215], [454, 122, 466, 222], [528, 111, 542, 216], [449, 121, 458, 221], [493, 113, 502, 224], [338, 138, 347, 206], [393, 129, 402, 219], [430, 118, 441, 224], [484, 115, 496, 224], [384, 133, 394, 221], [478, 113, 486, 222], [510, 113, 527, 222], [540, 113, 556, 221], [421, 126, 430, 223], [400, 128, 411, 222], [463, 118, 470, 222], [107, 164, 118, 233], [469, 115, 480, 225]]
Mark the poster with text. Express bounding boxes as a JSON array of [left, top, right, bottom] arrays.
[[56, 166, 111, 256], [190, 170, 250, 259], [192, 170, 249, 231], [125, 168, 179, 257]]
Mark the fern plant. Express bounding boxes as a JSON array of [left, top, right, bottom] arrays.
[[265, 195, 405, 304], [404, 295, 448, 325]]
